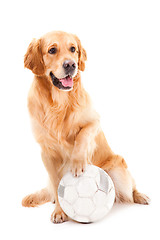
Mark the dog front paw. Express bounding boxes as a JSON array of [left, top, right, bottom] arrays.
[[70, 159, 87, 177], [51, 206, 68, 223]]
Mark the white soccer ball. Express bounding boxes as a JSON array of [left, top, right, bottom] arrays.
[[58, 165, 115, 223]]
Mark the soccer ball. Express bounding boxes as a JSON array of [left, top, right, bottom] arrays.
[[58, 165, 115, 223]]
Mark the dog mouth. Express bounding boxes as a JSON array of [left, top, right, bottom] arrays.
[[50, 72, 73, 91]]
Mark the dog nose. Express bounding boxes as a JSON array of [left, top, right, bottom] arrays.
[[63, 60, 76, 74]]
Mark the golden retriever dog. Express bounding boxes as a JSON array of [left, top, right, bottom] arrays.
[[22, 31, 150, 223]]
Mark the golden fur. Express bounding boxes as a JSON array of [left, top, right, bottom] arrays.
[[22, 31, 150, 223]]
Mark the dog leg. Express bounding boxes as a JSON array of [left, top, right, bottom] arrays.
[[100, 155, 150, 204], [108, 166, 134, 203], [41, 151, 68, 223], [71, 120, 100, 176]]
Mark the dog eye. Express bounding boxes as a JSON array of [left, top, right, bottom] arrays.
[[48, 47, 57, 54], [70, 46, 76, 53]]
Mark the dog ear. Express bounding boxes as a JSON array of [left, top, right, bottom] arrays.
[[74, 35, 87, 71], [24, 38, 45, 75]]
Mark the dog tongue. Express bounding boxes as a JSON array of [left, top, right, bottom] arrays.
[[59, 76, 73, 87]]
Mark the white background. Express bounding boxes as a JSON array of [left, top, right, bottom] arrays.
[[0, 0, 159, 239]]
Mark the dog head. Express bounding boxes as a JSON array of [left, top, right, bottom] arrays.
[[24, 31, 87, 91]]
